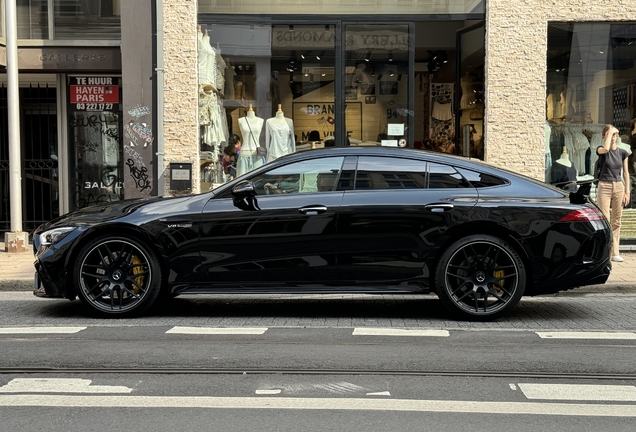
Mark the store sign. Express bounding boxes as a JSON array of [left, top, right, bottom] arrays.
[[17, 47, 121, 70], [273, 28, 410, 51], [69, 77, 120, 111]]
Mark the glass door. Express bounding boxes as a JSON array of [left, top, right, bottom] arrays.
[[344, 24, 412, 148], [455, 22, 485, 159]]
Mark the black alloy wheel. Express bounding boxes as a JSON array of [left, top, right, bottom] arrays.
[[74, 236, 162, 316], [435, 235, 526, 320]]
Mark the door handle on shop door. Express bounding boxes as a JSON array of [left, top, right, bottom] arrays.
[[298, 206, 328, 216]]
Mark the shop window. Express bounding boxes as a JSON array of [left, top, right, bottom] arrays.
[[197, 19, 486, 192], [546, 22, 636, 211]]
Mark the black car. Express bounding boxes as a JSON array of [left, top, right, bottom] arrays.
[[32, 147, 612, 320]]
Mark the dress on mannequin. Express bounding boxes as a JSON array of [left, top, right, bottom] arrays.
[[265, 107, 295, 162], [237, 107, 265, 176]]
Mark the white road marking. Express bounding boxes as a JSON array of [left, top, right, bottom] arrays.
[[519, 384, 636, 401], [0, 379, 132, 394], [255, 390, 281, 395], [0, 327, 86, 334], [1, 395, 636, 416], [166, 326, 268, 335], [535, 331, 636, 340], [366, 391, 391, 396], [509, 384, 517, 391], [352, 328, 449, 337]]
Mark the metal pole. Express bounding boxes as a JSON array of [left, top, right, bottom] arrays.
[[5, 0, 23, 233]]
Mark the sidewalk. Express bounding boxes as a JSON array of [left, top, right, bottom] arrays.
[[1, 242, 635, 293]]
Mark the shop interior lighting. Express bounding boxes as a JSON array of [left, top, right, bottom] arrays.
[[301, 54, 305, 59], [388, 51, 393, 61], [364, 51, 370, 61]]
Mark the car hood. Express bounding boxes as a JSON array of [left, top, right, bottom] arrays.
[[34, 195, 196, 233]]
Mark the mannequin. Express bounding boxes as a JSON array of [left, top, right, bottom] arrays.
[[265, 104, 296, 162], [237, 104, 265, 176], [551, 146, 577, 184]]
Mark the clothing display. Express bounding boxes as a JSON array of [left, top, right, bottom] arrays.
[[265, 115, 296, 162], [432, 100, 453, 121], [237, 115, 265, 176], [551, 160, 577, 184]]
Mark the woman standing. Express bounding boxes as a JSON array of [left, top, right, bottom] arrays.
[[596, 124, 631, 262]]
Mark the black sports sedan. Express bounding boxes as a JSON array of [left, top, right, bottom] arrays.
[[32, 147, 612, 320]]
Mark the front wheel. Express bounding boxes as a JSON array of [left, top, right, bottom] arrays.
[[73, 236, 162, 317], [435, 235, 526, 321]]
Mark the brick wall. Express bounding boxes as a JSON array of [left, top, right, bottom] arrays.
[[485, 0, 636, 180], [162, 0, 199, 194]]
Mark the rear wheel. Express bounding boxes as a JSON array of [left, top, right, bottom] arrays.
[[74, 236, 162, 317], [435, 235, 526, 320]]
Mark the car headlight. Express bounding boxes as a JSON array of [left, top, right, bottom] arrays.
[[39, 227, 76, 247]]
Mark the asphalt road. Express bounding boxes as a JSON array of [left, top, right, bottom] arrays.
[[2, 292, 636, 431]]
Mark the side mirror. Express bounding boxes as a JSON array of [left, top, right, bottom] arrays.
[[232, 181, 260, 211], [232, 180, 256, 198]]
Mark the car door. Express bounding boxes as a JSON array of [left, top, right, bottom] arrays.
[[336, 156, 478, 287], [194, 156, 346, 288]]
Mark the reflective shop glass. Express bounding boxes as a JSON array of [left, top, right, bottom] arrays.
[[16, 0, 120, 40], [196, 19, 485, 192], [545, 22, 636, 211]]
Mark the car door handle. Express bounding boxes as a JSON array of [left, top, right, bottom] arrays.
[[425, 204, 454, 213], [298, 206, 328, 216]]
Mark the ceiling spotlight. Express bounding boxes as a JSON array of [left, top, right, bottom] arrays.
[[364, 51, 370, 61], [321, 73, 326, 77], [301, 54, 305, 59], [316, 55, 320, 60], [289, 25, 294, 31], [388, 51, 393, 62]]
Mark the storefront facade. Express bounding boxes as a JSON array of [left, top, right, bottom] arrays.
[[2, 1, 636, 242]]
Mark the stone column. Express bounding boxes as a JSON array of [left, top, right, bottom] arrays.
[[162, 0, 199, 194]]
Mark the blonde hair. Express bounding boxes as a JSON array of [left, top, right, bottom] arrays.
[[602, 124, 616, 138]]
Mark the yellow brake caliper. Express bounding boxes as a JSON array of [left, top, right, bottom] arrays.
[[131, 255, 144, 294], [493, 270, 504, 292]]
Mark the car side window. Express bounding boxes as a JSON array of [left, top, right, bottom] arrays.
[[456, 167, 508, 188], [354, 156, 427, 190], [249, 157, 345, 195], [428, 163, 472, 188]]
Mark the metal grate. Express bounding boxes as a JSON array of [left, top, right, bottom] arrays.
[[0, 83, 59, 233]]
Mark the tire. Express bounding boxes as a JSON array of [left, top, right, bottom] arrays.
[[435, 235, 526, 321], [73, 235, 162, 317]]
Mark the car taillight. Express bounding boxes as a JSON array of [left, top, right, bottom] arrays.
[[558, 208, 605, 222]]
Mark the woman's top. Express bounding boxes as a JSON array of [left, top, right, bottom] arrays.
[[597, 146, 629, 182]]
